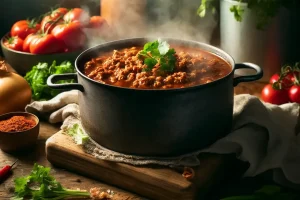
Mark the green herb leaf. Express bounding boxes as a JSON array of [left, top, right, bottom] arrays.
[[157, 39, 170, 55], [230, 5, 244, 22], [197, 0, 296, 29], [197, 0, 217, 18], [12, 163, 90, 200], [138, 39, 176, 72], [144, 58, 158, 72], [24, 60, 75, 101], [66, 124, 90, 145]]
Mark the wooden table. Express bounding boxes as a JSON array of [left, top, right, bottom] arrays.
[[0, 82, 265, 200]]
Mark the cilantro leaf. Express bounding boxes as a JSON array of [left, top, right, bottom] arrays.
[[12, 163, 90, 200], [66, 124, 90, 145], [230, 5, 244, 22], [144, 58, 158, 72], [138, 39, 176, 72], [157, 38, 170, 55], [13, 176, 31, 198], [24, 60, 76, 101]]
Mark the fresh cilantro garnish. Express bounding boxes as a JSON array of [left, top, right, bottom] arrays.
[[138, 39, 176, 72], [12, 163, 90, 200], [66, 123, 89, 145]]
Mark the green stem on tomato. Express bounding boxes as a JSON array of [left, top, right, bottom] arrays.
[[43, 14, 64, 35]]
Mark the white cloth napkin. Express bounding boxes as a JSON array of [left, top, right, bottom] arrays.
[[25, 90, 300, 189]]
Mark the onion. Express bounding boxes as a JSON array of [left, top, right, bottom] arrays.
[[0, 60, 32, 115]]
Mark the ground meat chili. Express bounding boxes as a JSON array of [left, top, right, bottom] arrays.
[[0, 116, 36, 132], [84, 40, 232, 89]]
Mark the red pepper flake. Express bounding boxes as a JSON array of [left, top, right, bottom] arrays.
[[0, 116, 36, 132]]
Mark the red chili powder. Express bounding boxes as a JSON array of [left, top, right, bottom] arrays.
[[0, 116, 36, 132]]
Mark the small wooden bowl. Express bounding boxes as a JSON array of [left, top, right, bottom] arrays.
[[0, 112, 40, 153]]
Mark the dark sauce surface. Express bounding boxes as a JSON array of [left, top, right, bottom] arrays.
[[84, 46, 232, 89]]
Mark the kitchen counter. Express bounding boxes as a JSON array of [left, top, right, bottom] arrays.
[[0, 82, 266, 200]]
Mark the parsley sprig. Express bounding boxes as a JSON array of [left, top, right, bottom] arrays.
[[12, 163, 90, 200], [138, 39, 176, 72]]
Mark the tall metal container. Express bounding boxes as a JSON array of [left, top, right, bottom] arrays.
[[220, 0, 297, 82]]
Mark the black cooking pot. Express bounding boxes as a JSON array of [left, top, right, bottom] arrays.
[[47, 38, 263, 157]]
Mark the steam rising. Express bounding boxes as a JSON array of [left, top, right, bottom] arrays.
[[83, 0, 218, 48]]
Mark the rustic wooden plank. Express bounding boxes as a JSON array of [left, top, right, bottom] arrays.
[[46, 132, 196, 200], [46, 131, 248, 200]]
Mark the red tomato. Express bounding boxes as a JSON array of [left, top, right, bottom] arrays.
[[41, 16, 62, 33], [269, 73, 280, 84], [289, 85, 300, 103], [23, 34, 38, 52], [41, 8, 68, 33], [11, 20, 41, 40], [87, 16, 109, 29], [51, 21, 86, 50], [63, 8, 90, 25], [285, 72, 296, 86], [28, 34, 65, 54], [3, 36, 24, 51], [50, 7, 68, 18], [269, 73, 295, 88], [261, 84, 289, 105]]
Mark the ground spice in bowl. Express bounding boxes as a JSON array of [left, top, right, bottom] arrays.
[[0, 115, 36, 132]]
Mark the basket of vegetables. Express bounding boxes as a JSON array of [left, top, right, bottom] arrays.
[[1, 7, 110, 76]]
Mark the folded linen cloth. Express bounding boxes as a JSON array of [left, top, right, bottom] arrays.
[[25, 90, 300, 188]]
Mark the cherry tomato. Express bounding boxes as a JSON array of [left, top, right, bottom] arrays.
[[289, 85, 300, 103], [50, 7, 68, 18], [261, 84, 289, 105], [269, 73, 295, 88], [87, 16, 109, 28], [41, 16, 60, 33], [23, 34, 38, 52], [3, 36, 24, 51], [28, 34, 65, 54], [285, 72, 296, 86], [269, 73, 280, 84], [41, 8, 68, 33], [11, 20, 41, 40], [51, 21, 86, 50], [63, 8, 90, 25]]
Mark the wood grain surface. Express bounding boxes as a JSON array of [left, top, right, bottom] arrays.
[[46, 132, 247, 200]]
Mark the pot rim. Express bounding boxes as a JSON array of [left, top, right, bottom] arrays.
[[75, 37, 236, 92]]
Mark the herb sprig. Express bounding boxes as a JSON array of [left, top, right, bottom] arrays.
[[138, 39, 176, 72], [197, 0, 297, 30], [12, 163, 90, 200], [24, 60, 75, 100]]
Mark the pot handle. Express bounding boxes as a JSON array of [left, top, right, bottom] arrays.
[[233, 63, 263, 86], [47, 73, 84, 92]]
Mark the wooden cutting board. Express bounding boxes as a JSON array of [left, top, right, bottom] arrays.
[[46, 132, 247, 200]]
